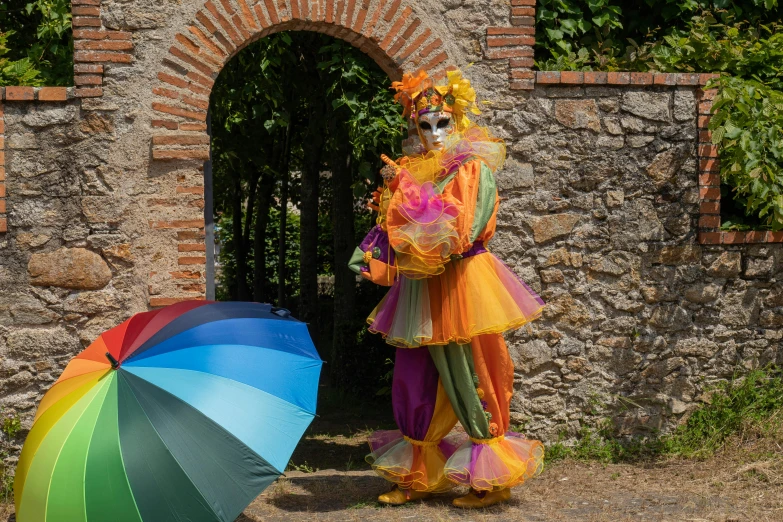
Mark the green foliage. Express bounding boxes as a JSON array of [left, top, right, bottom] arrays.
[[211, 32, 403, 301], [374, 357, 394, 397], [0, 30, 41, 85], [0, 0, 73, 86], [0, 408, 22, 502], [661, 367, 783, 457], [318, 40, 404, 162], [535, 1, 780, 71], [641, 15, 783, 81], [535, 1, 783, 229], [211, 32, 402, 396], [286, 460, 317, 473], [546, 366, 783, 464], [709, 76, 783, 230]]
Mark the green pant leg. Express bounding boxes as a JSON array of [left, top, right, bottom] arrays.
[[428, 343, 491, 440]]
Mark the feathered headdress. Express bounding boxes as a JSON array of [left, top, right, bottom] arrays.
[[391, 69, 480, 131]]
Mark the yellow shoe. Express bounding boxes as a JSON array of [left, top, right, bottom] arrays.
[[377, 486, 432, 505], [452, 488, 511, 509]]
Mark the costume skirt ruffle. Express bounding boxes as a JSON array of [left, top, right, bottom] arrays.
[[367, 252, 545, 348], [366, 430, 463, 493], [445, 432, 544, 491]]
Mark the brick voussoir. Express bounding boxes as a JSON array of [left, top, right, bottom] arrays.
[[253, 2, 272, 27], [152, 102, 208, 122], [175, 33, 220, 65], [188, 25, 230, 58], [353, 0, 371, 32], [361, 0, 386, 39], [380, 6, 412, 51], [289, 0, 302, 20], [264, 0, 281, 25], [389, 18, 421, 55], [205, 1, 244, 45], [396, 28, 431, 63], [236, 0, 260, 30], [169, 46, 220, 77]]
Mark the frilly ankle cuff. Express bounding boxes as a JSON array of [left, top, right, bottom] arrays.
[[444, 431, 544, 491], [366, 429, 462, 493]]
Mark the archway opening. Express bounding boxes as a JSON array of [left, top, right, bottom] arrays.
[[207, 32, 402, 463]]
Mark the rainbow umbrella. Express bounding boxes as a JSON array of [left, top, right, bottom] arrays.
[[14, 301, 322, 522]]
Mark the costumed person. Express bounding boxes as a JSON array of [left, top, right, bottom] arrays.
[[348, 69, 546, 508]]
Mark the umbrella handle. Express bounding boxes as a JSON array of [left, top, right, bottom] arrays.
[[105, 352, 120, 369]]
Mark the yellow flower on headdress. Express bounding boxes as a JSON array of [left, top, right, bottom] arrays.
[[438, 69, 480, 131], [392, 70, 432, 118], [392, 68, 480, 130]]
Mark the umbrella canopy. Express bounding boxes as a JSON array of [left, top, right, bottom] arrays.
[[14, 301, 322, 522]]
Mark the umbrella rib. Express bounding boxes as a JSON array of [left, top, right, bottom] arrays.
[[126, 365, 317, 417], [33, 370, 110, 424], [119, 372, 225, 522], [122, 370, 284, 500], [39, 378, 109, 522], [126, 341, 321, 366], [84, 374, 143, 522]]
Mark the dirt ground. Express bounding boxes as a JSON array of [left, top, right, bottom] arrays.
[[3, 406, 781, 522], [243, 426, 783, 522]]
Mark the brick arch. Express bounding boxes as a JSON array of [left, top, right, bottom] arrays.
[[149, 0, 452, 161], [145, 0, 454, 306]]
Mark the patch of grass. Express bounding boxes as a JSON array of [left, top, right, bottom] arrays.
[[1, 408, 22, 503], [287, 460, 317, 473], [662, 367, 783, 458], [546, 366, 783, 464], [347, 500, 373, 509]]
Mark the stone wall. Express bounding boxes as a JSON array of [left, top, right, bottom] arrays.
[[486, 83, 782, 439], [0, 0, 781, 453]]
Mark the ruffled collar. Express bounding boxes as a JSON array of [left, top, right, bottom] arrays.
[[394, 125, 506, 186]]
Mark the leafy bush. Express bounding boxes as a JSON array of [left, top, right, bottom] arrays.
[[535, 1, 780, 72], [709, 76, 783, 230], [0, 30, 42, 85], [0, 0, 73, 86]]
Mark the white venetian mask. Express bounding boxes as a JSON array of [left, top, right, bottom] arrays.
[[416, 111, 454, 152]]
